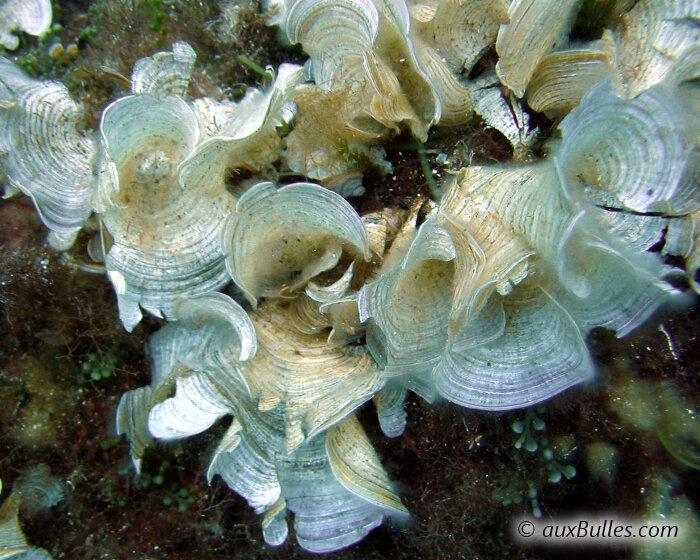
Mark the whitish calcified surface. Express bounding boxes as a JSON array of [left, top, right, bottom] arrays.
[[222, 181, 370, 305], [496, 0, 581, 98], [0, 486, 53, 559], [1, 0, 699, 553], [0, 57, 94, 250], [0, 0, 51, 50]]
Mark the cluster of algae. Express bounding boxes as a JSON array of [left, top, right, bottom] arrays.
[[0, 0, 696, 556]]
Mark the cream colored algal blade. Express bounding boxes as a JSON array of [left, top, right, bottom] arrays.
[[95, 94, 232, 331], [0, 56, 31, 100], [306, 262, 356, 303], [284, 0, 439, 147], [361, 207, 404, 259], [207, 419, 283, 514], [327, 415, 408, 515], [147, 323, 193, 387], [242, 301, 383, 445], [148, 294, 255, 392], [0, 63, 94, 243], [175, 292, 257, 362], [208, 404, 405, 551], [178, 63, 303, 197], [206, 418, 243, 483], [155, 294, 374, 444], [527, 34, 617, 115], [591, 209, 668, 253], [496, 0, 581, 98], [359, 217, 456, 376], [120, 291, 257, 469], [131, 340, 284, 536], [131, 41, 197, 97], [46, 231, 80, 252], [558, 77, 698, 215], [284, 84, 390, 181], [362, 47, 431, 136], [365, 1, 430, 112], [411, 0, 509, 74], [317, 296, 367, 347], [0, 494, 28, 556], [291, 263, 361, 341], [404, 32, 472, 126], [614, 0, 700, 97], [299, 263, 365, 344], [372, 2, 444, 133], [0, 0, 51, 50], [289, 292, 332, 334], [441, 155, 679, 341], [286, 0, 379, 87], [143, 366, 286, 532], [447, 164, 584, 295], [261, 497, 289, 547], [670, 45, 700, 116], [449, 293, 506, 353], [375, 0, 411, 34], [0, 490, 54, 558], [434, 283, 594, 410], [222, 181, 370, 306], [118, 322, 206, 471], [438, 181, 535, 338], [115, 298, 392, 552], [409, 1, 436, 23]]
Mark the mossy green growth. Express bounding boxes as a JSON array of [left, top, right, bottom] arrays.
[[100, 435, 125, 451], [610, 373, 700, 470], [143, 0, 171, 33], [512, 405, 546, 452], [111, 457, 195, 513], [80, 349, 119, 381], [139, 460, 195, 513], [492, 405, 577, 518], [162, 484, 195, 513], [492, 478, 542, 518], [585, 441, 619, 486], [656, 389, 700, 470], [11, 22, 77, 78]]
